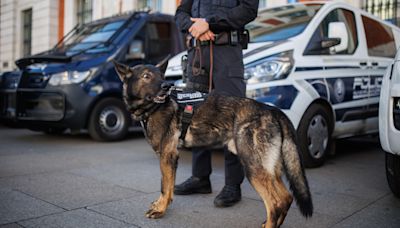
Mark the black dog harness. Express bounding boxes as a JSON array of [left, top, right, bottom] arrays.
[[138, 88, 208, 141], [170, 89, 208, 140]]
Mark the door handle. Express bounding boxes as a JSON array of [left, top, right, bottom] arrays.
[[372, 62, 379, 66], [360, 62, 367, 66], [390, 63, 394, 80]]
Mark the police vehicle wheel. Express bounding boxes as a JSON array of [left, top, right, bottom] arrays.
[[386, 152, 400, 198], [297, 104, 333, 168], [88, 98, 130, 141]]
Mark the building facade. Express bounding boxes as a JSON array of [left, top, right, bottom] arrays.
[[0, 0, 177, 72], [0, 0, 397, 72], [363, 0, 400, 26], [0, 0, 59, 72]]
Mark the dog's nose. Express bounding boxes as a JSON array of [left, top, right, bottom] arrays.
[[161, 82, 172, 91]]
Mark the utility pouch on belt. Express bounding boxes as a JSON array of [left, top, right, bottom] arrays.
[[187, 68, 210, 93], [214, 31, 249, 49], [240, 30, 250, 49]]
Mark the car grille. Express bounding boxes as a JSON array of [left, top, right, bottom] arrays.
[[18, 71, 49, 89], [17, 91, 65, 121]]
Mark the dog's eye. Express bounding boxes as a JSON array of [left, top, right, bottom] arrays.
[[142, 73, 150, 79]]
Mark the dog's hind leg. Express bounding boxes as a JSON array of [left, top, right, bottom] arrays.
[[274, 178, 293, 227], [146, 138, 179, 219], [247, 171, 292, 228]]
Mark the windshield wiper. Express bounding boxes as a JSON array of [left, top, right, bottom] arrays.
[[52, 24, 81, 51]]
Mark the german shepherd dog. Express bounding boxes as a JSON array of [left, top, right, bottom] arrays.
[[114, 61, 313, 228]]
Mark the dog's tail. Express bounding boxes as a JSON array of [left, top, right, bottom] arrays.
[[278, 114, 313, 218]]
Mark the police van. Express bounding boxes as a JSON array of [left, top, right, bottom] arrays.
[[4, 11, 184, 141], [165, 1, 400, 167]]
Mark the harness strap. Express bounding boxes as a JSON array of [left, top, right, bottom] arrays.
[[140, 120, 148, 139], [179, 104, 194, 140]]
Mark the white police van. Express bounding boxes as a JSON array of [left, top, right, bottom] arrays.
[[165, 1, 400, 167], [379, 51, 400, 197]]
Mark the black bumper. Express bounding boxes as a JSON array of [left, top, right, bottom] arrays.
[[0, 71, 21, 123], [16, 85, 96, 130], [0, 89, 18, 122]]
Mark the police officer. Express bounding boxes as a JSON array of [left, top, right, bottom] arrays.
[[174, 0, 259, 207]]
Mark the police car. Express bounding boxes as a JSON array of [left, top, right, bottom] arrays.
[[379, 51, 400, 197], [165, 1, 400, 167]]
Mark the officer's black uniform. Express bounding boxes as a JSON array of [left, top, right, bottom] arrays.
[[175, 0, 259, 191]]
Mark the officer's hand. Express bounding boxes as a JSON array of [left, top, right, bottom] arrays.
[[199, 30, 215, 42], [189, 18, 209, 39]]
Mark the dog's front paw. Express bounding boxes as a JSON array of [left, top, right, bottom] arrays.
[[145, 208, 165, 219]]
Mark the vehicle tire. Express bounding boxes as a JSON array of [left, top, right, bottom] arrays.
[[297, 103, 333, 168], [88, 97, 130, 141], [386, 152, 400, 198]]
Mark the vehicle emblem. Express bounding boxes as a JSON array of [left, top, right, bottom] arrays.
[[334, 79, 345, 103]]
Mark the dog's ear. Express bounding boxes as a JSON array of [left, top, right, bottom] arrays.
[[155, 54, 171, 75], [113, 60, 130, 82]]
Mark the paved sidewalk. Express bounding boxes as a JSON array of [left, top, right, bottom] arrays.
[[0, 126, 399, 227]]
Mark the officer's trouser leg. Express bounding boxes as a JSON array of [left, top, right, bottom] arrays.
[[224, 147, 245, 185], [192, 148, 212, 178]]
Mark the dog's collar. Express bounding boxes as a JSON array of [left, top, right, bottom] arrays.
[[130, 102, 164, 121], [126, 86, 175, 121]]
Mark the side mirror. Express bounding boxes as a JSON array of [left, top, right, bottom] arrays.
[[126, 40, 145, 60], [328, 22, 349, 53]]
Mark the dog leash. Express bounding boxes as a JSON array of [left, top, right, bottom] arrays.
[[209, 42, 213, 93], [191, 39, 214, 93]]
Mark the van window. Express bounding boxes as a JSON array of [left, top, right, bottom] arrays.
[[305, 8, 358, 55], [146, 22, 172, 63], [246, 4, 322, 42], [362, 16, 396, 58], [61, 19, 127, 55]]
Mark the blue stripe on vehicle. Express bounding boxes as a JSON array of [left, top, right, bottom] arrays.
[[295, 67, 323, 71], [295, 66, 362, 71], [324, 66, 361, 70], [254, 85, 298, 109]]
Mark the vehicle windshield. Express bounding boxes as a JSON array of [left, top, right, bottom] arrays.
[[246, 4, 323, 42], [57, 19, 128, 55]]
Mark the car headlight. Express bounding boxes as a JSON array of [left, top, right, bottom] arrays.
[[48, 70, 93, 86], [245, 50, 294, 84]]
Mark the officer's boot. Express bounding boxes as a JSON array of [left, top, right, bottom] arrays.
[[213, 184, 241, 207], [174, 176, 212, 195]]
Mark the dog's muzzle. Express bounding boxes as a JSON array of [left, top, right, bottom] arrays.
[[153, 82, 173, 104]]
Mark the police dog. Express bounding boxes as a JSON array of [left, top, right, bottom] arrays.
[[114, 61, 313, 228]]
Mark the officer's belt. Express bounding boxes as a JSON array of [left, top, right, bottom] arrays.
[[188, 30, 248, 47]]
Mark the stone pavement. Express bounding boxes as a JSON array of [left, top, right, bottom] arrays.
[[0, 126, 399, 227]]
